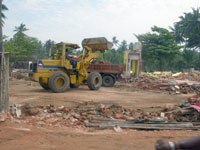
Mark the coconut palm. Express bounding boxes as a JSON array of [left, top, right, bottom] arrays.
[[112, 36, 119, 47], [172, 8, 200, 49], [14, 23, 29, 36], [2, 4, 8, 19]]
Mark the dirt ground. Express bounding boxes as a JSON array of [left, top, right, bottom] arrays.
[[1, 79, 199, 150]]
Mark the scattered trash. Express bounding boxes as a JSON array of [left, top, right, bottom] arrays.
[[113, 125, 123, 132], [10, 103, 21, 117]]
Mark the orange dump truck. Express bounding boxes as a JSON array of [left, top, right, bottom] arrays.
[[87, 64, 123, 87]]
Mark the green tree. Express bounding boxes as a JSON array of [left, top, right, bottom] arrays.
[[112, 36, 119, 47], [182, 49, 197, 68], [118, 40, 128, 53], [129, 42, 134, 50], [3, 34, 8, 40], [14, 23, 29, 37], [44, 39, 56, 57], [4, 24, 41, 62], [137, 26, 181, 71], [171, 8, 200, 49]]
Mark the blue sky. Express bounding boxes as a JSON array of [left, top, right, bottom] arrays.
[[3, 0, 200, 45]]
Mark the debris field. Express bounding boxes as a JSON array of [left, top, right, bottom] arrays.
[[1, 71, 200, 150]]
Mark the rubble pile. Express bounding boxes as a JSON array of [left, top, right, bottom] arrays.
[[116, 72, 200, 95], [174, 71, 200, 82], [11, 69, 31, 80], [10, 102, 140, 127], [4, 99, 200, 128], [141, 71, 200, 82], [115, 75, 167, 90], [158, 83, 200, 95], [127, 75, 165, 90]]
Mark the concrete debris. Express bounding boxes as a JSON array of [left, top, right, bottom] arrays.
[[116, 72, 200, 95], [2, 98, 199, 129], [11, 69, 32, 80], [113, 126, 122, 132]]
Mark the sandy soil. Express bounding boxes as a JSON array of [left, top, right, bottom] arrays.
[[0, 79, 198, 150]]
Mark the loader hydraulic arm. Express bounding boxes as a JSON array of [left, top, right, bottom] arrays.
[[78, 46, 102, 65]]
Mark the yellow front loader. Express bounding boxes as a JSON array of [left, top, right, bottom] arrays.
[[33, 37, 113, 93]]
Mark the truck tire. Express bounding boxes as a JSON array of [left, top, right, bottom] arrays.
[[48, 72, 70, 93], [87, 72, 102, 90], [102, 75, 114, 87], [70, 83, 80, 88], [39, 82, 49, 90]]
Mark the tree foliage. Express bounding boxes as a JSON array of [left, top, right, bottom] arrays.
[[14, 23, 29, 37], [2, 3, 8, 19], [171, 8, 200, 49], [4, 24, 53, 62], [97, 38, 131, 65], [137, 26, 181, 71]]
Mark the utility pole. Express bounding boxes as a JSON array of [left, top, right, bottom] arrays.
[[48, 47, 52, 60], [0, 0, 3, 52], [0, 0, 9, 112]]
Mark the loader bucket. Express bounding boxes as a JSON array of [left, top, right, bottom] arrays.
[[82, 37, 113, 51]]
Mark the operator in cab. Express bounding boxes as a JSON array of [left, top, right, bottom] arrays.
[[65, 47, 77, 69]]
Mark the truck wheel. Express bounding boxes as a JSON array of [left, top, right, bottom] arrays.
[[102, 75, 114, 87], [70, 84, 80, 88], [87, 72, 102, 90], [48, 72, 70, 93], [39, 82, 49, 90]]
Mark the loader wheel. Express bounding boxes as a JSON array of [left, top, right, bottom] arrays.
[[48, 72, 70, 93], [70, 84, 80, 88], [87, 72, 102, 90], [39, 82, 49, 90], [102, 75, 114, 87]]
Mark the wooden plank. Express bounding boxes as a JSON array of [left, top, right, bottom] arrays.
[[87, 119, 197, 130]]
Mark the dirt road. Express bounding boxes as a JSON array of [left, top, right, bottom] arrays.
[[9, 79, 188, 110], [0, 79, 198, 150]]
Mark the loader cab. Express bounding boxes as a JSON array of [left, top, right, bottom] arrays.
[[54, 42, 80, 61]]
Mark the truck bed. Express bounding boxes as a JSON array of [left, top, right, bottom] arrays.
[[87, 64, 123, 74]]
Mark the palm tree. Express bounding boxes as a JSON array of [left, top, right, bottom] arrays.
[[14, 23, 29, 36], [112, 36, 119, 47], [119, 40, 127, 53], [2, 4, 8, 19], [172, 8, 200, 48]]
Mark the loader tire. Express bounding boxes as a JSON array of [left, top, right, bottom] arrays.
[[70, 84, 80, 88], [39, 82, 49, 90], [102, 75, 114, 87], [87, 72, 102, 90], [48, 72, 70, 93]]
